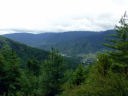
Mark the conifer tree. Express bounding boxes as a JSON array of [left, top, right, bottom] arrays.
[[70, 64, 85, 86], [41, 49, 66, 96], [27, 58, 41, 76], [0, 47, 21, 96], [96, 54, 111, 76], [105, 12, 128, 74]]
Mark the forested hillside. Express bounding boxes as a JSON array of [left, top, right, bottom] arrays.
[[4, 30, 115, 56], [0, 36, 49, 63], [0, 37, 79, 96], [60, 15, 128, 96], [0, 15, 128, 96]]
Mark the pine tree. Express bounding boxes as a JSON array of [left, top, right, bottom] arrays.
[[26, 58, 41, 76], [71, 64, 86, 86], [41, 49, 66, 96], [0, 54, 8, 95], [96, 53, 111, 76], [105, 13, 128, 75], [0, 48, 21, 96]]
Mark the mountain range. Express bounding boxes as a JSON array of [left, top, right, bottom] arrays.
[[3, 30, 115, 56]]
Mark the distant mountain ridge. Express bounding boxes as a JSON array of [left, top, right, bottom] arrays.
[[3, 30, 115, 56]]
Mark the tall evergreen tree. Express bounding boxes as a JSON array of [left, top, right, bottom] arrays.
[[0, 47, 21, 96], [105, 13, 128, 75], [41, 49, 66, 96], [0, 54, 8, 95], [96, 53, 111, 76], [70, 64, 86, 86]]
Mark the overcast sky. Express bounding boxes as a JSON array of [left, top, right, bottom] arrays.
[[0, 0, 128, 34]]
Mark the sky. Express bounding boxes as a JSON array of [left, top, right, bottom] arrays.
[[0, 0, 128, 34]]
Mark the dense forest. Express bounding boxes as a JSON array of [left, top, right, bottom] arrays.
[[0, 15, 128, 96]]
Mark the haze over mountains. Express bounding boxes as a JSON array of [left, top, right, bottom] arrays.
[[4, 30, 114, 56]]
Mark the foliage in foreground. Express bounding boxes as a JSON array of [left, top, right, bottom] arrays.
[[61, 13, 128, 96], [0, 14, 128, 96]]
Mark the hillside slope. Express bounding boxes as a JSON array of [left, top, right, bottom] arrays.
[[0, 36, 48, 62], [4, 30, 114, 56]]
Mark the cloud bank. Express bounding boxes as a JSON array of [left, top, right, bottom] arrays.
[[0, 0, 128, 34]]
